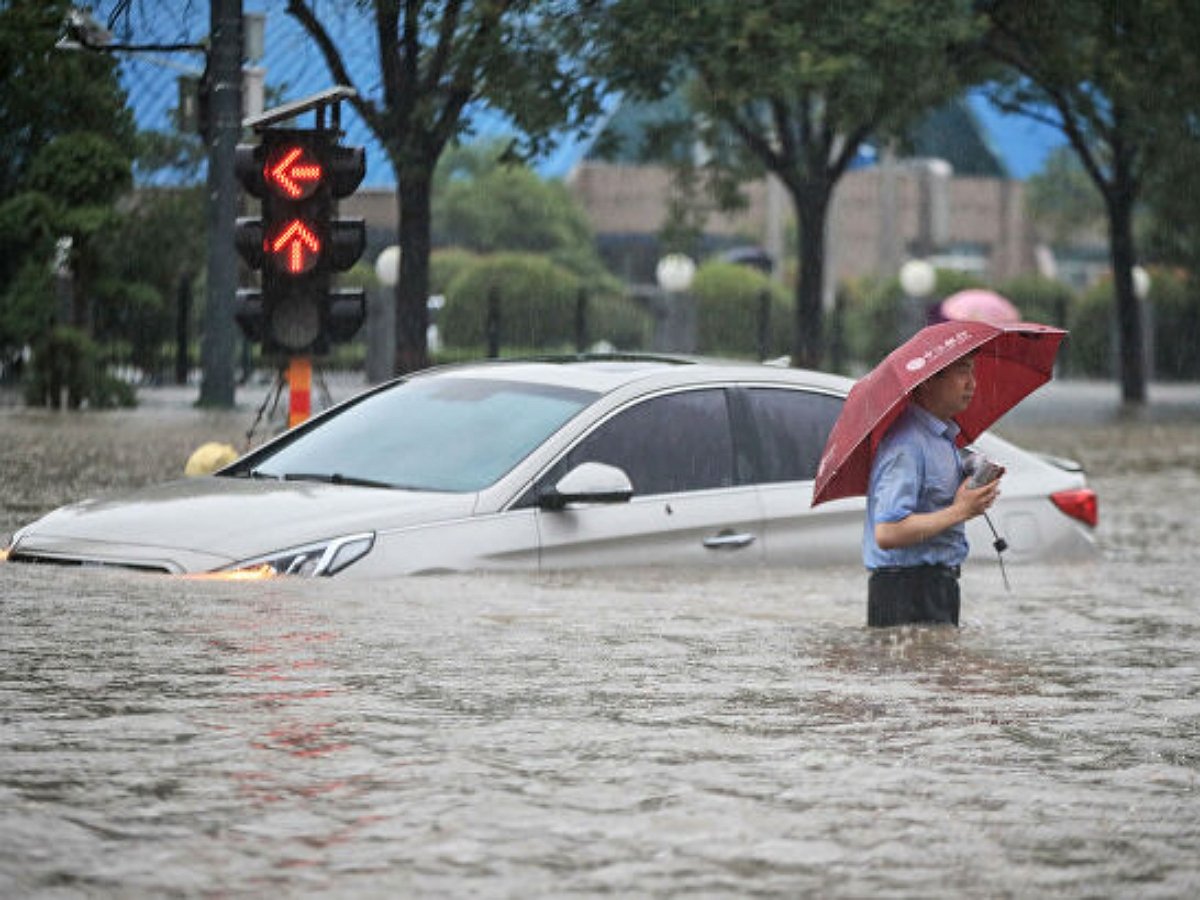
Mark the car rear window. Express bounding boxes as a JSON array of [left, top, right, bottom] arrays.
[[745, 387, 843, 483], [534, 388, 736, 498]]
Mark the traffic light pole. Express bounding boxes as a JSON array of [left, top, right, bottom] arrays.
[[198, 0, 243, 408]]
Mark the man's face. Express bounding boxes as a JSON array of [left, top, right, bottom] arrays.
[[917, 356, 976, 420]]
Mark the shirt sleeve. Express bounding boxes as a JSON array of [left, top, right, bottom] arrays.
[[872, 446, 921, 524]]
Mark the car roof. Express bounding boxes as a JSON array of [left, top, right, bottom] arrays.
[[407, 354, 856, 397]]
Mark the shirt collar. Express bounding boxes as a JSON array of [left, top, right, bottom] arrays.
[[909, 401, 960, 443]]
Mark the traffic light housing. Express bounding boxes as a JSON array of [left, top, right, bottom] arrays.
[[235, 129, 366, 355]]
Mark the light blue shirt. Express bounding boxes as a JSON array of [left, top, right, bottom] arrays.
[[863, 403, 968, 570]]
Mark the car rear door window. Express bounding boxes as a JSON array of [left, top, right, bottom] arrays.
[[745, 388, 843, 483], [543, 388, 736, 496]]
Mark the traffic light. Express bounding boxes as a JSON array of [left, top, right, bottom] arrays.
[[235, 129, 366, 355]]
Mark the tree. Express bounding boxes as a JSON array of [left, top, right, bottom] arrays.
[[980, 0, 1200, 403], [0, 0, 137, 361], [1024, 146, 1105, 250], [432, 141, 611, 284], [584, 0, 984, 368], [286, 0, 603, 373]]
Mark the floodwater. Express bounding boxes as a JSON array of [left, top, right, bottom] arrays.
[[2, 381, 1199, 897]]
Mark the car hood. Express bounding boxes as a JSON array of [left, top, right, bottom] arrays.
[[12, 476, 477, 573]]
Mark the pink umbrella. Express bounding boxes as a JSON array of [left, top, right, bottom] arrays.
[[939, 289, 1021, 325]]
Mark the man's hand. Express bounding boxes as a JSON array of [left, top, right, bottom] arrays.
[[954, 472, 1002, 519]]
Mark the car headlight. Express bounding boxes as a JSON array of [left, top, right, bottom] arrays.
[[218, 532, 376, 578], [2, 527, 27, 561]]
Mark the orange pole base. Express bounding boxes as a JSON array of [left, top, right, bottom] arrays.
[[287, 356, 312, 429]]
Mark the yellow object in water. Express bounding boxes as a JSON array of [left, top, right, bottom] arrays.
[[184, 442, 239, 476]]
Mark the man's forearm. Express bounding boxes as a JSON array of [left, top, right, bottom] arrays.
[[874, 505, 967, 550]]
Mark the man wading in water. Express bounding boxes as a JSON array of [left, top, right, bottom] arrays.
[[861, 354, 1001, 627]]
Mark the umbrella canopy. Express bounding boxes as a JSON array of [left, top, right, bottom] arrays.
[[812, 321, 1066, 507], [939, 289, 1021, 325]]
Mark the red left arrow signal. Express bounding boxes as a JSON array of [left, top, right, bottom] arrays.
[[267, 147, 323, 199], [269, 220, 321, 274]]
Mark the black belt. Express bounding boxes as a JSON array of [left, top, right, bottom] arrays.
[[871, 563, 960, 579]]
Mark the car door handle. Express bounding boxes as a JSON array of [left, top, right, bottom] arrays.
[[703, 530, 757, 550]]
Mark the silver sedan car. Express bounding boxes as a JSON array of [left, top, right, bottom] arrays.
[[3, 357, 1098, 578]]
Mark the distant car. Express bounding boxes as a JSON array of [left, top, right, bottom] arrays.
[[3, 357, 1098, 578]]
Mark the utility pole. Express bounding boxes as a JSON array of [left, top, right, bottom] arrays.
[[198, 0, 243, 407]]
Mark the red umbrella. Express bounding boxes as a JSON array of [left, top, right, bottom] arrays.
[[939, 289, 1021, 325], [812, 321, 1066, 507]]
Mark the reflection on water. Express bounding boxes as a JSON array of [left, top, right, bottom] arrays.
[[2, 396, 1199, 895]]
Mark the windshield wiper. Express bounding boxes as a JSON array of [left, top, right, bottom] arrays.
[[282, 472, 396, 489]]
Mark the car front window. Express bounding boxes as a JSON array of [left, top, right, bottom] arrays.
[[249, 376, 598, 492]]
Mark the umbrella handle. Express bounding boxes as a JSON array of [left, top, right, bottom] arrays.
[[984, 512, 1010, 592]]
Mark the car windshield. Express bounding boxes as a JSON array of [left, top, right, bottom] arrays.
[[248, 376, 599, 492]]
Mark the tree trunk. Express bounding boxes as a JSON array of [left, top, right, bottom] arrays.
[[394, 168, 433, 375], [1106, 181, 1146, 404], [790, 185, 830, 369]]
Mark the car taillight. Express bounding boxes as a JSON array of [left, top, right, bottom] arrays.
[[1051, 488, 1098, 528]]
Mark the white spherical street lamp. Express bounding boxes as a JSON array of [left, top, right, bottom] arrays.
[[655, 253, 696, 293], [1132, 265, 1151, 301], [899, 258, 936, 299], [375, 245, 401, 288]]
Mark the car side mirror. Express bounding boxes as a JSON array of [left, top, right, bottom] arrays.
[[538, 462, 634, 511]]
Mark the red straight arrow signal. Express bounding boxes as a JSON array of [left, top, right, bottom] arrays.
[[270, 220, 321, 274], [267, 147, 323, 199]]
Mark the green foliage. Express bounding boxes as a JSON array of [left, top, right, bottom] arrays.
[[995, 275, 1074, 329], [23, 326, 136, 409], [0, 1, 138, 373], [1024, 147, 1105, 247], [1067, 282, 1115, 379], [430, 248, 481, 296], [691, 262, 791, 358], [0, 257, 56, 354], [934, 269, 988, 297], [1146, 269, 1200, 381], [92, 186, 205, 379], [27, 133, 132, 207], [586, 0, 986, 366], [840, 277, 902, 367], [433, 153, 615, 288], [93, 278, 170, 376], [440, 253, 647, 351], [1142, 130, 1200, 273], [0, 0, 136, 201], [1063, 270, 1200, 381], [840, 269, 986, 367], [980, 0, 1200, 397]]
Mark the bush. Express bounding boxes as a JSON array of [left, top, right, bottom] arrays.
[[440, 253, 649, 352], [838, 269, 983, 368], [841, 276, 901, 368], [1068, 282, 1114, 378], [1149, 268, 1200, 380], [692, 261, 791, 358], [430, 247, 481, 296], [23, 326, 136, 409], [995, 275, 1074, 329], [840, 270, 1082, 372], [1065, 270, 1200, 380]]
